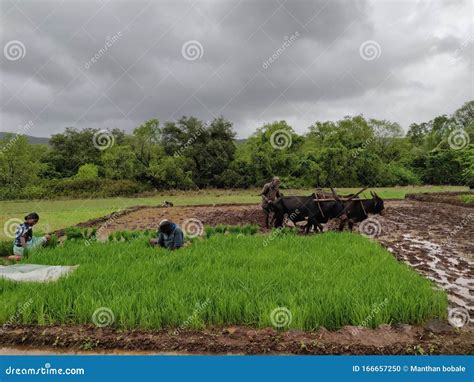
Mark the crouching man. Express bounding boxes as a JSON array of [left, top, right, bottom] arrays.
[[13, 212, 51, 258], [149, 219, 184, 250]]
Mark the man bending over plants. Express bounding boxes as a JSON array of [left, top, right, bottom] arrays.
[[13, 212, 51, 258], [149, 219, 184, 250]]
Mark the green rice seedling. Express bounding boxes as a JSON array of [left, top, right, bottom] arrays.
[[114, 231, 123, 242], [45, 235, 59, 248], [65, 227, 84, 240], [249, 224, 259, 235], [0, 241, 12, 257], [228, 226, 241, 235], [215, 224, 226, 234], [205, 226, 215, 239], [0, 233, 447, 331], [121, 231, 132, 242]]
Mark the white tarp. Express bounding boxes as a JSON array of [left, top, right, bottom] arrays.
[[0, 264, 78, 282]]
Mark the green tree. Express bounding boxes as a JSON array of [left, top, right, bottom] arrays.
[[102, 145, 137, 180], [0, 134, 45, 189]]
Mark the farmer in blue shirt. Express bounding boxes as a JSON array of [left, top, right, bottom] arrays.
[[150, 219, 184, 250], [13, 212, 51, 258]]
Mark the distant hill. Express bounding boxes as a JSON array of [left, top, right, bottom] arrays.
[[0, 132, 49, 145]]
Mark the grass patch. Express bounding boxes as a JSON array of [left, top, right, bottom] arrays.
[[0, 233, 447, 330], [460, 194, 474, 203]]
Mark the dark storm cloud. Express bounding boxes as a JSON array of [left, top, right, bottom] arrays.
[[0, 0, 472, 138]]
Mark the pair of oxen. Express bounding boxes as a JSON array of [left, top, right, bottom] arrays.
[[266, 189, 385, 233]]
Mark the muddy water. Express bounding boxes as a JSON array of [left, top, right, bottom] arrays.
[[374, 200, 473, 322]]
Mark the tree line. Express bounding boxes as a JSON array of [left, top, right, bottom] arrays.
[[1, 101, 473, 200]]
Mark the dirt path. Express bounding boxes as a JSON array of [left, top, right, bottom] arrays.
[[0, 323, 471, 355]]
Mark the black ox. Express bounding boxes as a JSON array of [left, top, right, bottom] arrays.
[[269, 192, 384, 232]]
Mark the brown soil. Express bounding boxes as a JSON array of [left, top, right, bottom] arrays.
[[406, 191, 474, 208], [0, 323, 472, 355], [373, 199, 473, 319], [93, 204, 267, 239]]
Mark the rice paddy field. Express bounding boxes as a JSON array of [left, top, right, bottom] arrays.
[[0, 185, 467, 239], [0, 232, 448, 331]]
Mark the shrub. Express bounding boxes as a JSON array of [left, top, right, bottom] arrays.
[[0, 241, 12, 257]]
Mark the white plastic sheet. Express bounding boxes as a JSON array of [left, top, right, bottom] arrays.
[[0, 264, 78, 282]]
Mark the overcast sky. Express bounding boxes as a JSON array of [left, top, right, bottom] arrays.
[[0, 0, 472, 138]]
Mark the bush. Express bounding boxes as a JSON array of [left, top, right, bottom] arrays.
[[0, 241, 12, 257]]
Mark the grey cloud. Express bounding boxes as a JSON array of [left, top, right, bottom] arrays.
[[0, 0, 472, 138]]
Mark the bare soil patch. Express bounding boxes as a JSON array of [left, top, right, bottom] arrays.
[[0, 323, 471, 355], [406, 191, 474, 208]]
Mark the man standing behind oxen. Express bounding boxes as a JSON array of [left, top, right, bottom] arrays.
[[260, 176, 283, 228]]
